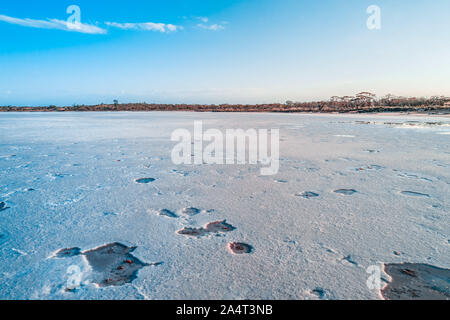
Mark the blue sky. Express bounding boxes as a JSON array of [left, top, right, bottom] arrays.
[[0, 0, 449, 106]]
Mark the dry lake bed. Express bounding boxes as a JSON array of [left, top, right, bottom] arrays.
[[0, 112, 449, 299]]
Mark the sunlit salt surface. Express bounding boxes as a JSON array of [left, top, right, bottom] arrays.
[[0, 112, 448, 300]]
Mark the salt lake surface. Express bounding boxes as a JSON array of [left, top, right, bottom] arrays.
[[0, 112, 449, 299]]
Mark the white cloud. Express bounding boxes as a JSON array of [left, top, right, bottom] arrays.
[[0, 14, 106, 34], [197, 17, 209, 23], [105, 22, 181, 33], [197, 23, 225, 31]]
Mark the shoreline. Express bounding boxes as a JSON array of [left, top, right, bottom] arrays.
[[1, 103, 450, 115], [1, 110, 450, 117]]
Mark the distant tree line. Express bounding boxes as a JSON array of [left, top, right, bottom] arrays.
[[285, 92, 450, 112], [1, 93, 450, 113]]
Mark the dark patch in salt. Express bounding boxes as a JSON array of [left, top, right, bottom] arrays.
[[400, 191, 430, 198], [205, 220, 236, 233], [354, 165, 383, 171], [55, 247, 81, 258], [135, 178, 156, 184], [343, 255, 358, 266], [52, 173, 68, 178], [382, 263, 450, 300], [172, 169, 189, 177], [82, 243, 151, 287], [228, 242, 253, 254], [334, 189, 357, 195], [180, 207, 201, 216], [177, 220, 236, 237], [177, 227, 206, 237], [55, 243, 157, 287], [158, 209, 178, 218], [311, 288, 326, 299], [0, 202, 9, 212], [297, 191, 319, 199]]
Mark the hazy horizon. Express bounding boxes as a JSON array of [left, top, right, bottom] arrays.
[[1, 0, 450, 106]]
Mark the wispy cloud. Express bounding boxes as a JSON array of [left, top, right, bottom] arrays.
[[105, 22, 181, 32], [195, 16, 227, 31], [0, 13, 205, 34], [197, 17, 209, 23], [197, 23, 226, 31], [0, 14, 106, 34]]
